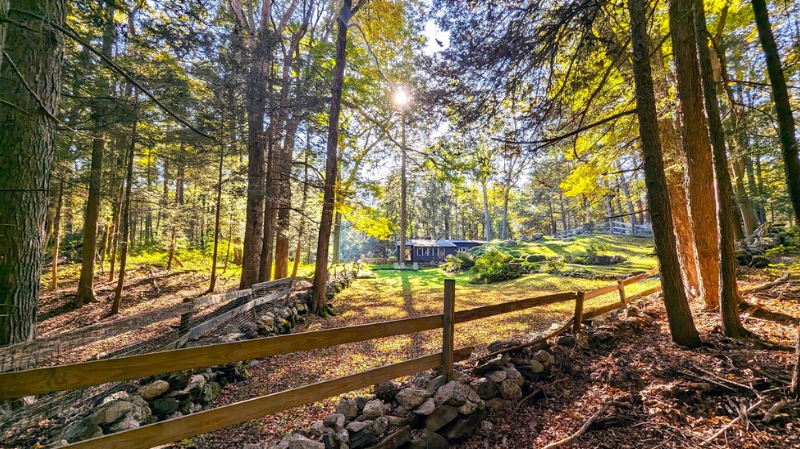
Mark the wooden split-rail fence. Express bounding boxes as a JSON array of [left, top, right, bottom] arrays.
[[0, 267, 660, 449]]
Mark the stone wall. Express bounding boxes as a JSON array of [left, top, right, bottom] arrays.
[[262, 344, 559, 449]]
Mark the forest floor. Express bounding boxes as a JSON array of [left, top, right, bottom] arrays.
[[470, 274, 800, 449]]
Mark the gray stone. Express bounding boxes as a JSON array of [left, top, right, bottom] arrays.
[[324, 413, 346, 431], [485, 398, 506, 412], [336, 429, 350, 446], [138, 380, 170, 401], [485, 370, 507, 383], [506, 367, 524, 386], [474, 354, 510, 375], [66, 421, 103, 443], [424, 405, 459, 431], [201, 382, 221, 403], [361, 399, 385, 419], [336, 398, 359, 420], [286, 433, 325, 449], [433, 381, 468, 406], [386, 415, 410, 427], [530, 360, 545, 374], [480, 420, 494, 432], [442, 409, 487, 440], [346, 421, 368, 433], [458, 400, 478, 415], [395, 388, 432, 410], [220, 332, 245, 343], [470, 378, 499, 400], [372, 416, 389, 436], [349, 427, 378, 449], [106, 415, 140, 432], [425, 375, 446, 393], [89, 400, 132, 425], [533, 350, 555, 365], [309, 420, 330, 436], [413, 398, 436, 416], [373, 380, 400, 400], [407, 429, 448, 449], [499, 380, 522, 400], [467, 387, 481, 404], [557, 335, 576, 346], [149, 397, 179, 416]]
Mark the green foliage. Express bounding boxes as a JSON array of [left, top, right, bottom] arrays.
[[545, 259, 566, 273], [441, 252, 476, 273], [586, 242, 607, 256], [469, 250, 521, 284], [765, 245, 796, 258]]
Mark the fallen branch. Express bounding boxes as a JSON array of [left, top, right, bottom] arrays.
[[541, 401, 630, 449], [701, 399, 766, 446], [741, 272, 791, 295], [762, 400, 790, 424], [479, 317, 573, 362]]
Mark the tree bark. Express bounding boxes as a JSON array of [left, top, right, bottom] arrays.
[[482, 180, 491, 241], [750, 0, 800, 226], [311, 0, 360, 314], [209, 141, 224, 293], [651, 43, 702, 297], [112, 100, 138, 316], [332, 209, 342, 264], [629, 0, 702, 348], [51, 180, 64, 290], [694, 0, 749, 336], [670, 0, 720, 310], [0, 0, 65, 345], [260, 125, 277, 282], [292, 150, 310, 278]]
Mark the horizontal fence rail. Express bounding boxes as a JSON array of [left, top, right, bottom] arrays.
[[0, 265, 661, 449]]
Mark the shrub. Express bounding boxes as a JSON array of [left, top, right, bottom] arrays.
[[520, 262, 542, 273], [586, 242, 607, 256], [469, 250, 521, 284], [441, 252, 476, 273], [545, 259, 566, 273], [526, 254, 547, 262]]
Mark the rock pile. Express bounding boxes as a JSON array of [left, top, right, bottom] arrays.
[[264, 347, 558, 449], [60, 362, 249, 445]]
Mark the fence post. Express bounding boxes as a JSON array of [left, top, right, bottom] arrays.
[[178, 297, 193, 345], [617, 280, 627, 308], [442, 279, 456, 381], [572, 291, 585, 334]]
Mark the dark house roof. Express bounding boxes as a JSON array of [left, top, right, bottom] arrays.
[[396, 239, 486, 247]]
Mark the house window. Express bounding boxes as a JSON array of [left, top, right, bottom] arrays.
[[416, 247, 422, 256], [457, 247, 467, 253]]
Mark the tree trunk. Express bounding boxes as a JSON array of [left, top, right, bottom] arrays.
[[76, 1, 114, 306], [694, 0, 749, 336], [167, 226, 177, 270], [559, 192, 567, 232], [750, 0, 800, 226], [51, 180, 64, 290], [292, 150, 310, 278], [482, 180, 491, 241], [629, 0, 701, 348], [0, 0, 64, 345], [260, 124, 277, 282], [731, 155, 759, 235], [112, 100, 138, 316], [651, 43, 702, 297], [274, 119, 299, 279], [399, 117, 408, 264], [209, 142, 224, 293], [239, 36, 269, 288], [501, 189, 510, 240], [670, 0, 720, 310], [312, 0, 357, 314], [332, 209, 342, 264]]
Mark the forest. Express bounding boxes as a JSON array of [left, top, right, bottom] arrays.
[[1, 0, 800, 447]]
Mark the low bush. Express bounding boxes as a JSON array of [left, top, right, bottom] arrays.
[[469, 250, 521, 284], [441, 252, 476, 273]]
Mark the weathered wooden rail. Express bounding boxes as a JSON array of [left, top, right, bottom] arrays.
[[0, 266, 660, 448]]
